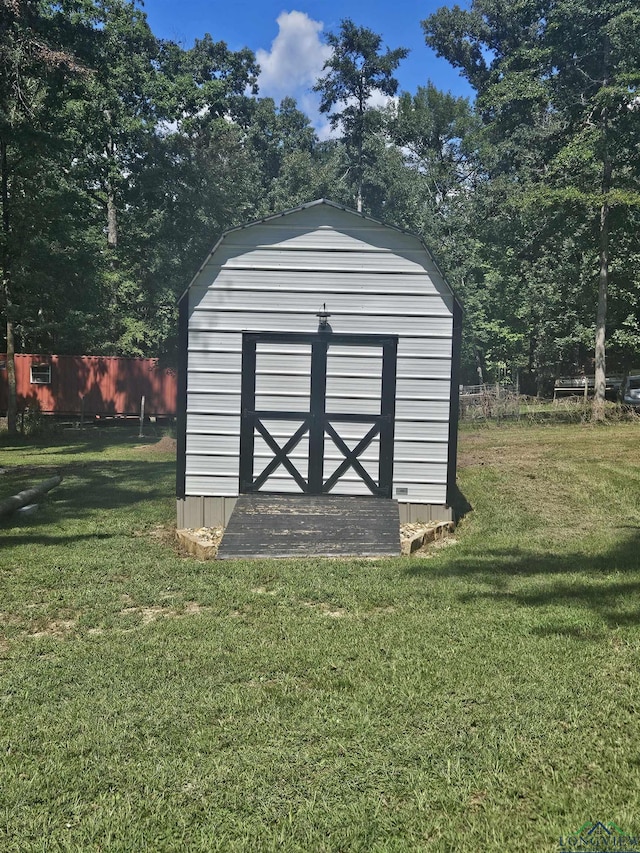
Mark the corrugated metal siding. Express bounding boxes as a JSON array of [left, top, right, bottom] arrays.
[[184, 204, 455, 505], [188, 331, 453, 357], [187, 310, 453, 337]]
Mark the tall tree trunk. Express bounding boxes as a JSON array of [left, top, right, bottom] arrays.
[[593, 191, 609, 421], [592, 36, 611, 422], [106, 180, 118, 249], [106, 135, 118, 249], [4, 294, 16, 435], [355, 137, 363, 212], [1, 137, 17, 434]]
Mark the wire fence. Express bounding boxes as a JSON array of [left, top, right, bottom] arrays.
[[459, 384, 520, 421], [458, 383, 640, 424]]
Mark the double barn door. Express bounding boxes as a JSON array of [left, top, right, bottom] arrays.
[[239, 331, 398, 498]]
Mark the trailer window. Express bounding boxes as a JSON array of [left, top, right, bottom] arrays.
[[30, 364, 51, 384]]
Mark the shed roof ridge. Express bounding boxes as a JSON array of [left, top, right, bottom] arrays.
[[178, 199, 459, 307]]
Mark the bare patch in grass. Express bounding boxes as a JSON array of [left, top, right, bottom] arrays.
[[183, 601, 205, 615], [458, 438, 548, 470], [120, 606, 168, 625], [245, 675, 312, 691], [118, 601, 210, 625], [300, 601, 396, 618], [30, 618, 77, 638], [0, 612, 25, 628], [1, 611, 80, 639], [137, 436, 177, 454], [302, 601, 348, 618], [133, 524, 177, 549], [468, 790, 488, 811], [368, 605, 397, 616]]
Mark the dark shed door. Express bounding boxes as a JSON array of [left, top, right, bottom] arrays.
[[239, 332, 397, 497]]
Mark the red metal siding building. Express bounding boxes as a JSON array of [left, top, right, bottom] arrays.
[[0, 355, 177, 418]]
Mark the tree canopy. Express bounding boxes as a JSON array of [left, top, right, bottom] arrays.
[[1, 2, 640, 431], [424, 0, 640, 413], [313, 19, 408, 212]]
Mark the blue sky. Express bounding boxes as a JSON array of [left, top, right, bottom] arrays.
[[141, 0, 474, 135]]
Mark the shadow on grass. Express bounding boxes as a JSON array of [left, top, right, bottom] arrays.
[[408, 529, 640, 628], [449, 484, 473, 523], [0, 458, 175, 540], [0, 533, 113, 546], [530, 624, 608, 640], [0, 424, 172, 456]]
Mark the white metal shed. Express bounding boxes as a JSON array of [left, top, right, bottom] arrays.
[[176, 199, 461, 528]]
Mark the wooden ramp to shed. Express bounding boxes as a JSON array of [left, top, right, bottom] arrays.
[[217, 495, 400, 559]]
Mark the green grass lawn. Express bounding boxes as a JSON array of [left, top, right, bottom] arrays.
[[1, 422, 640, 852]]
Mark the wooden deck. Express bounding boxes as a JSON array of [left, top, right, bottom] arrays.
[[217, 494, 401, 559]]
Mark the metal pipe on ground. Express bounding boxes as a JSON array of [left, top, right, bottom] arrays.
[[0, 475, 63, 518]]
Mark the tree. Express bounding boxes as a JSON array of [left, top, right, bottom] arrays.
[[391, 83, 482, 270], [243, 96, 317, 206], [423, 0, 640, 416], [0, 0, 95, 432], [313, 19, 408, 212], [73, 18, 260, 357], [73, 0, 163, 252], [116, 117, 262, 358]]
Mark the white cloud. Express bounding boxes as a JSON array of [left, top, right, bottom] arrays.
[[367, 90, 398, 111], [255, 12, 397, 136], [256, 11, 331, 102], [315, 117, 337, 142]]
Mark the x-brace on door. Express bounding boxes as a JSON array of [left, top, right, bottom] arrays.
[[239, 331, 397, 497]]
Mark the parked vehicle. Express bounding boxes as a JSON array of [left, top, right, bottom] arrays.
[[622, 374, 640, 408]]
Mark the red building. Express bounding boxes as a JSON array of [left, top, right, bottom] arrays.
[[0, 355, 177, 418]]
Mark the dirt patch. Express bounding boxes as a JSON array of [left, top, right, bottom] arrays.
[[30, 618, 77, 638], [368, 605, 396, 616], [0, 612, 25, 628], [120, 606, 168, 625], [1, 611, 81, 639], [251, 586, 278, 595], [302, 601, 348, 618], [457, 433, 549, 470], [138, 435, 177, 454], [301, 601, 396, 618], [133, 524, 177, 549], [400, 522, 432, 540], [118, 601, 210, 625]]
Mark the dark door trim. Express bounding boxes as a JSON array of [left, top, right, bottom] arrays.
[[239, 331, 397, 498], [175, 295, 189, 500]]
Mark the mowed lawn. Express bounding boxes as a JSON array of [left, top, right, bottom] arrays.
[[1, 422, 640, 852]]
